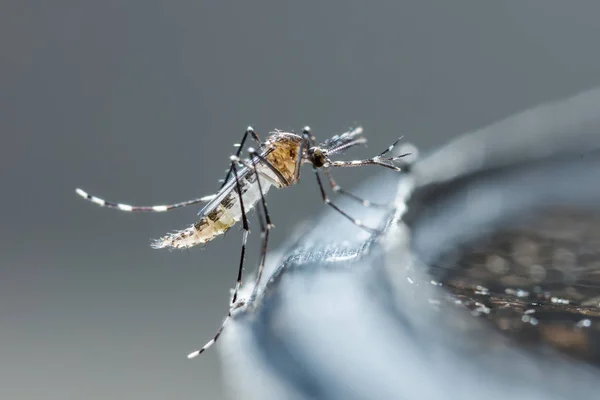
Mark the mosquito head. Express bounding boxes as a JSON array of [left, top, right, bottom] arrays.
[[308, 146, 328, 168]]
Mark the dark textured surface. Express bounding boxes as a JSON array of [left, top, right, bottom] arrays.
[[220, 88, 600, 399]]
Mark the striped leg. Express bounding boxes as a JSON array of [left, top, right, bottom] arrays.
[[187, 158, 252, 359], [246, 148, 273, 301], [219, 126, 262, 187], [229, 152, 273, 300], [327, 137, 410, 171], [187, 299, 246, 359], [379, 137, 405, 157], [312, 166, 382, 234], [230, 158, 251, 305], [302, 130, 382, 234], [322, 168, 392, 209], [75, 188, 216, 212]]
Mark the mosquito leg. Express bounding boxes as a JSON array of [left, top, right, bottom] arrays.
[[219, 126, 262, 187], [75, 188, 216, 212], [312, 166, 382, 234], [254, 198, 266, 232], [186, 299, 246, 359], [303, 126, 317, 146], [327, 154, 410, 171], [378, 137, 404, 157], [302, 128, 382, 233], [230, 159, 250, 305], [231, 151, 272, 301], [322, 168, 392, 209], [186, 314, 229, 359], [248, 148, 273, 300], [293, 128, 308, 182], [187, 156, 256, 359], [326, 137, 411, 171]]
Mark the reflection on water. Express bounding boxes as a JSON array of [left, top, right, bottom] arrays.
[[433, 207, 600, 365]]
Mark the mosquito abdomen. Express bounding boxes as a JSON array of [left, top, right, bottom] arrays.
[[152, 176, 273, 249]]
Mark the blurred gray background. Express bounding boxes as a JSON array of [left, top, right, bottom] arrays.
[[3, 1, 600, 399]]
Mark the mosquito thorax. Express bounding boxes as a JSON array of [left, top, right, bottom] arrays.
[[308, 147, 327, 168]]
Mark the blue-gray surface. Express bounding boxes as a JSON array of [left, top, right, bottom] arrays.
[[219, 88, 600, 400]]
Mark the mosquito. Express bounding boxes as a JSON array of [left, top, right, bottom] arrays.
[[76, 126, 410, 358]]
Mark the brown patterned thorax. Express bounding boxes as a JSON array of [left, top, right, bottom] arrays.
[[263, 132, 304, 186]]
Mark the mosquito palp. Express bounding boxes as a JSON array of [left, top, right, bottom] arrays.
[[76, 125, 412, 358]]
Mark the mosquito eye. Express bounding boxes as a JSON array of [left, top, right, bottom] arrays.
[[310, 148, 326, 168]]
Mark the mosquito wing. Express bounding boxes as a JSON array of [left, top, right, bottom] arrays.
[[152, 152, 278, 249]]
